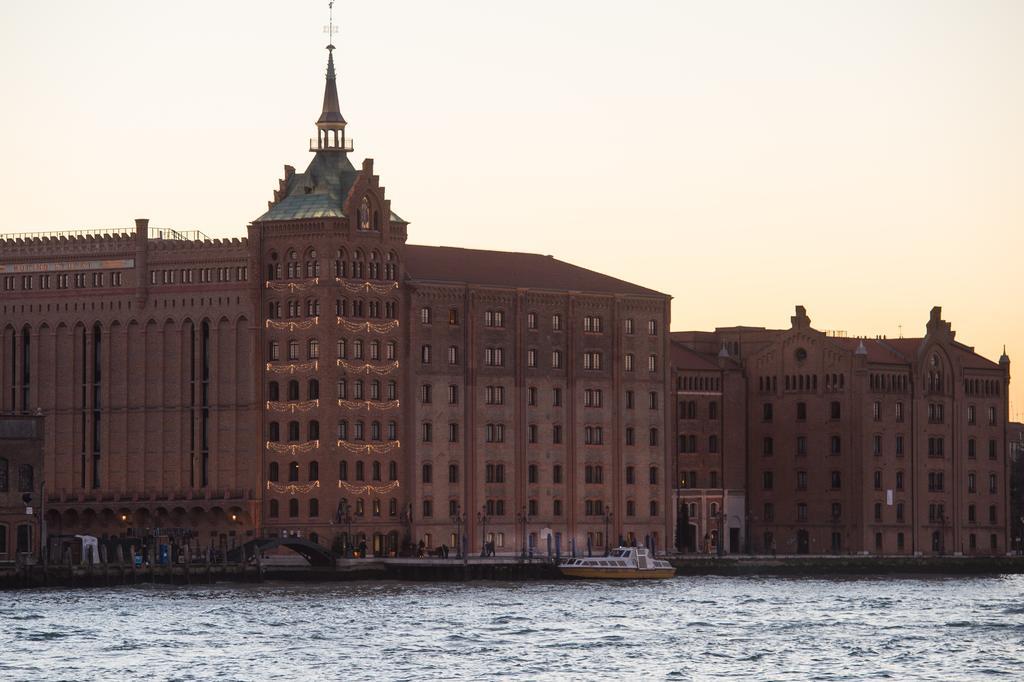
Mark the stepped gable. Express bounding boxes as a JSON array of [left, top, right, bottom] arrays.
[[255, 152, 360, 222], [403, 244, 667, 297]]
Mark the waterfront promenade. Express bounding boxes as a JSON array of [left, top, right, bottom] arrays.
[[4, 553, 1024, 590]]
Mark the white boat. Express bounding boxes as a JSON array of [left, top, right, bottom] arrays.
[[558, 547, 676, 579]]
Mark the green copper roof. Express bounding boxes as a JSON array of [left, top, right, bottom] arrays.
[[255, 151, 359, 222]]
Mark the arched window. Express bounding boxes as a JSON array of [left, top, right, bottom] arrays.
[[288, 380, 299, 401], [308, 378, 320, 400], [389, 461, 398, 481], [289, 498, 299, 517], [309, 498, 319, 517], [269, 499, 279, 518], [339, 460, 348, 480], [335, 248, 347, 278], [422, 463, 433, 483], [268, 462, 279, 481], [288, 461, 299, 482], [308, 420, 320, 441], [268, 382, 280, 401], [269, 422, 280, 442], [372, 461, 381, 481], [448, 463, 458, 483], [288, 421, 300, 441], [309, 460, 319, 481]]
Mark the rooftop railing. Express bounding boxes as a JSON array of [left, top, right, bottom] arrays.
[[0, 226, 211, 241]]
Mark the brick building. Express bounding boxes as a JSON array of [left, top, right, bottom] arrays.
[[671, 306, 1011, 556], [0, 45, 1012, 559], [0, 45, 672, 557], [0, 415, 44, 559], [1010, 421, 1024, 553]]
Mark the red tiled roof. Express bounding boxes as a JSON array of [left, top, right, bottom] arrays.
[[670, 342, 721, 371], [404, 245, 666, 297], [830, 338, 917, 364], [830, 337, 1001, 370]]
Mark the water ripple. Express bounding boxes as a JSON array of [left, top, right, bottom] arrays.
[[1, 576, 1023, 680]]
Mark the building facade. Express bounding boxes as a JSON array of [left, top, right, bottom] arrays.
[[0, 46, 1012, 559], [0, 415, 44, 559], [671, 306, 1012, 556], [1010, 421, 1024, 554], [0, 45, 672, 558]]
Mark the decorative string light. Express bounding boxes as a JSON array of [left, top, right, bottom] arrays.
[[338, 480, 400, 495], [267, 480, 320, 495], [337, 399, 400, 411], [335, 279, 399, 295], [336, 440, 401, 455], [337, 318, 400, 333], [266, 317, 319, 331], [266, 361, 319, 374], [266, 440, 320, 454], [266, 399, 320, 413], [266, 278, 319, 292], [337, 359, 400, 375]]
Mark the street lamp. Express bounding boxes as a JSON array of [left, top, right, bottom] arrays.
[[451, 505, 465, 559], [516, 506, 529, 560], [478, 507, 489, 557], [603, 505, 613, 556]]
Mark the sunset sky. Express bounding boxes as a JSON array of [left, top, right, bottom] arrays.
[[1, 1, 1021, 417]]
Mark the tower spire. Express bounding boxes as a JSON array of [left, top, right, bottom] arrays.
[[312, 1, 351, 153]]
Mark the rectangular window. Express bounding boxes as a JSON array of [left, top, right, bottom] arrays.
[[420, 307, 431, 324], [527, 349, 537, 368]]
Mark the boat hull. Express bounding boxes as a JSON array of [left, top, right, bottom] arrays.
[[559, 566, 676, 580]]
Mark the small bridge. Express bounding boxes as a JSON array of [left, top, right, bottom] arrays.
[[228, 537, 339, 567]]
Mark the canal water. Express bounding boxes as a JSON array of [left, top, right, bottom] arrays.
[[2, 575, 1023, 680]]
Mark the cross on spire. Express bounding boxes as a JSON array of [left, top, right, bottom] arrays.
[[327, 1, 336, 50], [312, 1, 351, 153]]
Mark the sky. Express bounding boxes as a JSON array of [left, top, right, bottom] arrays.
[[0, 1, 1021, 418]]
